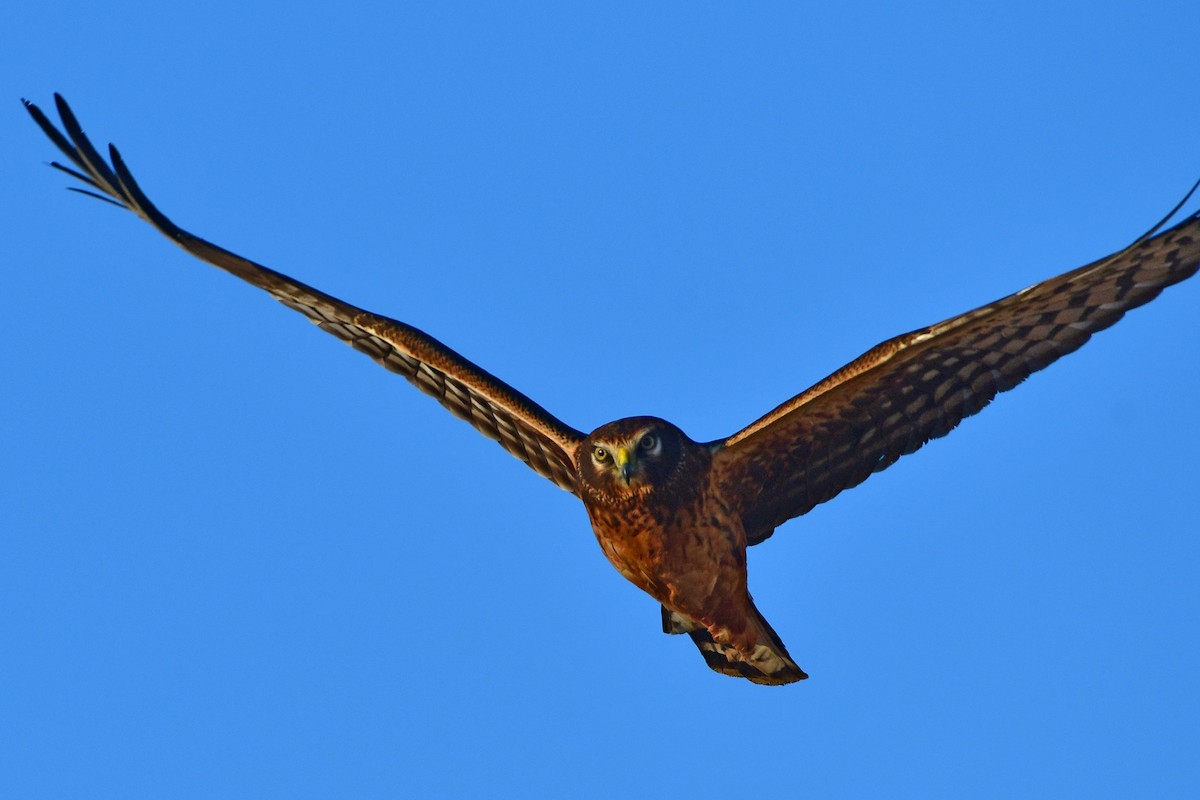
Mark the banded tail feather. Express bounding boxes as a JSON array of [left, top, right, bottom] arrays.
[[662, 605, 808, 685]]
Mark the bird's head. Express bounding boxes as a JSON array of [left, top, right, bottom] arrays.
[[577, 416, 691, 500]]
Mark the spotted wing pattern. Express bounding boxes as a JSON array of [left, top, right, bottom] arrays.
[[714, 203, 1200, 545], [25, 95, 584, 493]]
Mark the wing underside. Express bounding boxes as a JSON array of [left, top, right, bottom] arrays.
[[714, 192, 1200, 544], [25, 94, 584, 493]]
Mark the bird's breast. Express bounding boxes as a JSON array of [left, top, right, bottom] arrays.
[[582, 482, 744, 608]]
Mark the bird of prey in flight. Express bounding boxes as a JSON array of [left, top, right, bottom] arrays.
[[25, 94, 1200, 685]]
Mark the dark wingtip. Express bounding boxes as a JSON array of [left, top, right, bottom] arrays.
[[1132, 174, 1200, 245], [48, 159, 97, 186], [66, 186, 127, 208], [23, 96, 54, 132], [53, 92, 72, 118]]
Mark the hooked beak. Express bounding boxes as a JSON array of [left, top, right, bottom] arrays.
[[616, 447, 634, 484]]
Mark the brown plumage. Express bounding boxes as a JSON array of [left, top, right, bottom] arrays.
[[25, 94, 1200, 685], [578, 417, 806, 684]]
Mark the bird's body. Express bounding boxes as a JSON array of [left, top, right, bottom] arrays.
[[578, 417, 805, 683], [24, 94, 1199, 685]]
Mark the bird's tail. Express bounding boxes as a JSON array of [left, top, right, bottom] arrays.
[[661, 603, 808, 685]]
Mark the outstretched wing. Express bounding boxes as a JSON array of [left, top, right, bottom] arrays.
[[712, 195, 1200, 545], [25, 94, 584, 493]]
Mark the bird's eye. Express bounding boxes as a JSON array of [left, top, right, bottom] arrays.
[[639, 434, 657, 451], [593, 446, 610, 463]]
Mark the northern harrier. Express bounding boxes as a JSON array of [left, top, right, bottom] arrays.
[[25, 95, 1200, 685]]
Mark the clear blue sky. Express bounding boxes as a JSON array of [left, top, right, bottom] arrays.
[[4, 3, 1198, 797]]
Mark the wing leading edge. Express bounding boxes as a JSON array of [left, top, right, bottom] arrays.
[[25, 94, 584, 493], [713, 187, 1200, 544]]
